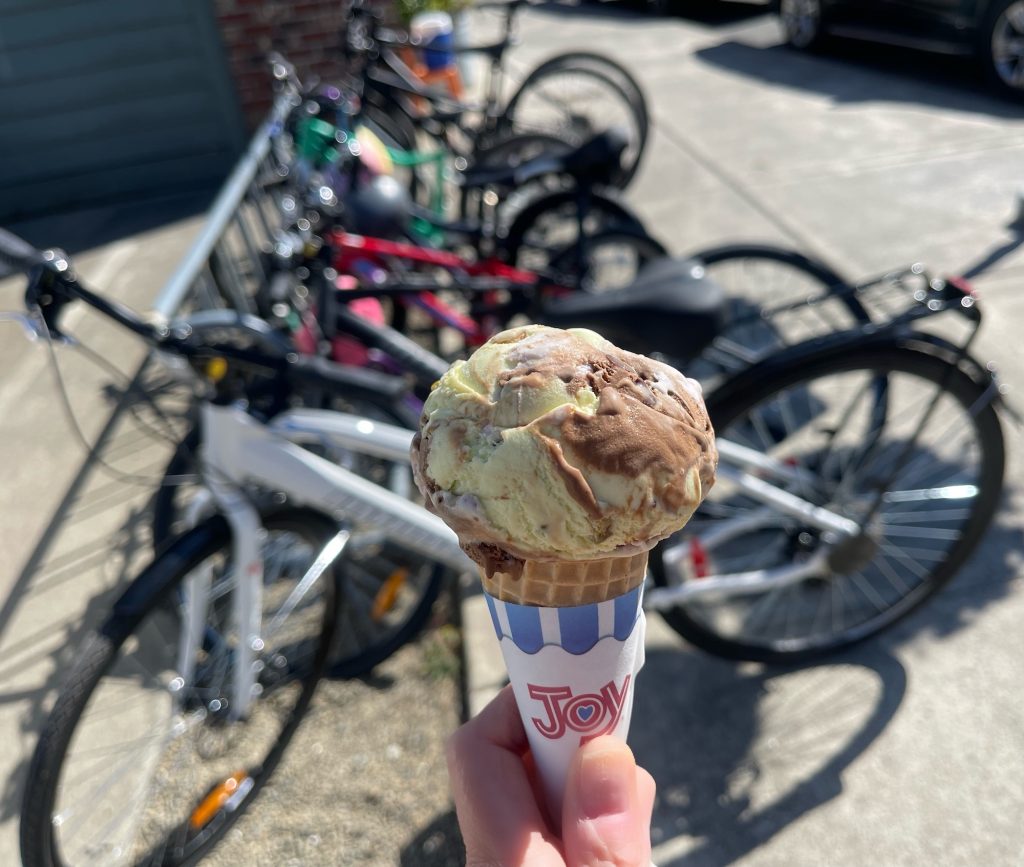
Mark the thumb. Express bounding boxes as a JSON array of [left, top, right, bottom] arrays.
[[561, 736, 654, 867]]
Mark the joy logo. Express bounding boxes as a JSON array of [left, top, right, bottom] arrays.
[[528, 676, 631, 741]]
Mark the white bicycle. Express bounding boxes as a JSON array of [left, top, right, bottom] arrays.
[[2, 231, 1005, 866]]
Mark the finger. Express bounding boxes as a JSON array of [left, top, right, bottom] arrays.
[[447, 686, 563, 866], [637, 767, 656, 819], [464, 684, 531, 753], [561, 737, 652, 867]]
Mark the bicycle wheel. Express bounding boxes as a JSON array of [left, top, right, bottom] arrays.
[[547, 224, 667, 293], [500, 54, 648, 189], [151, 404, 444, 680], [359, 99, 424, 204], [330, 542, 447, 678], [685, 244, 869, 380], [652, 340, 1005, 662], [21, 509, 338, 867], [462, 132, 572, 225], [503, 188, 652, 276]]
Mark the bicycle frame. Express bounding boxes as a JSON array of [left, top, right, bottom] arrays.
[[193, 402, 470, 718], [329, 229, 545, 345], [190, 400, 864, 719]]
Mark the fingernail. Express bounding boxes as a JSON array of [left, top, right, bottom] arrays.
[[577, 741, 634, 819]]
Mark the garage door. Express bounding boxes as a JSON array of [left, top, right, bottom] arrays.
[[0, 0, 245, 220]]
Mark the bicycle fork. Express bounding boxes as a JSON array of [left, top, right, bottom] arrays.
[[175, 483, 351, 722]]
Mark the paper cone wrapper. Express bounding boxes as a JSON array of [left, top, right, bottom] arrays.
[[483, 563, 647, 816]]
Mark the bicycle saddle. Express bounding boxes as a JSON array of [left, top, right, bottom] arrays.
[[540, 257, 726, 359], [458, 128, 625, 190]]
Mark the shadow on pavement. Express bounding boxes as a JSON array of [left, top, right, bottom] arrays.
[[399, 809, 466, 866], [634, 491, 1024, 863], [401, 483, 1022, 863], [633, 645, 906, 865], [0, 362, 187, 830], [3, 190, 213, 258], [958, 206, 1024, 279], [529, 0, 769, 26], [695, 38, 1021, 118]]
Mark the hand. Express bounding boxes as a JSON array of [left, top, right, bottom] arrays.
[[447, 685, 656, 867]]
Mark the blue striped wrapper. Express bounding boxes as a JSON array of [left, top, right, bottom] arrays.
[[485, 585, 644, 655]]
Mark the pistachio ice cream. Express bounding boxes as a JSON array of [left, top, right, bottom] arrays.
[[410, 325, 716, 603]]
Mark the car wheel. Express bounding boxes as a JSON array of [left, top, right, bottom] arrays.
[[982, 0, 1024, 98], [779, 0, 826, 50]]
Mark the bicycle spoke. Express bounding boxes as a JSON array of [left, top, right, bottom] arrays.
[[872, 544, 930, 582], [845, 570, 889, 615], [879, 507, 973, 523], [41, 517, 334, 867], [877, 525, 962, 541], [870, 551, 913, 597], [878, 542, 948, 563]]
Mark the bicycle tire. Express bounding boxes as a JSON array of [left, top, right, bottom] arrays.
[[499, 53, 649, 188], [329, 548, 447, 679], [151, 401, 445, 680], [689, 242, 868, 324], [502, 188, 651, 275], [547, 223, 668, 294], [684, 243, 870, 380], [525, 52, 650, 127], [21, 509, 338, 867], [359, 99, 425, 203], [462, 131, 572, 225], [361, 88, 420, 152], [652, 339, 1006, 662]]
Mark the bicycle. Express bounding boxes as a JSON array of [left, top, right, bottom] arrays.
[[1, 233, 463, 867], [2, 229, 1006, 865], [344, 0, 650, 189], [268, 57, 661, 292]]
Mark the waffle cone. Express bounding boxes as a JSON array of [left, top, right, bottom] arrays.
[[481, 551, 648, 607]]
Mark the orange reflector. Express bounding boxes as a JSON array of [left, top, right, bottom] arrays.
[[205, 357, 228, 383], [371, 568, 408, 622], [189, 771, 248, 830]]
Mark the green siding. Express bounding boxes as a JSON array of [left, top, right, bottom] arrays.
[[0, 0, 244, 218]]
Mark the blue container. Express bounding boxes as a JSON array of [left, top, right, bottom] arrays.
[[411, 12, 456, 70], [423, 30, 455, 70]]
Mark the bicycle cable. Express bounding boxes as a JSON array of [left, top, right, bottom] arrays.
[[35, 308, 215, 489]]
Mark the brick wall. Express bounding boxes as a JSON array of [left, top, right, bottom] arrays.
[[213, 0, 351, 129]]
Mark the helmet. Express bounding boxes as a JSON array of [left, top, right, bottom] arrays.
[[344, 174, 411, 238]]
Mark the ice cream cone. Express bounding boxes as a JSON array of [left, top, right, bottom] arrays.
[[480, 551, 649, 607], [410, 325, 716, 820]]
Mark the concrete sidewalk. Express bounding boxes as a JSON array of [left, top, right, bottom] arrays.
[[0, 198, 211, 865], [462, 3, 1024, 865]]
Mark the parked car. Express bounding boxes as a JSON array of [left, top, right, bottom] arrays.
[[776, 0, 1024, 99]]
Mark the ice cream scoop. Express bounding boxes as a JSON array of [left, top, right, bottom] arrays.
[[410, 325, 717, 600], [413, 325, 716, 815]]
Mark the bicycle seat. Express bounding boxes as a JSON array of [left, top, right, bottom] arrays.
[[540, 257, 726, 359], [458, 128, 625, 190], [558, 127, 628, 184]]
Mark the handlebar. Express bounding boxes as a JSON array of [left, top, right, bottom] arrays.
[[1, 227, 414, 405], [0, 227, 46, 277]]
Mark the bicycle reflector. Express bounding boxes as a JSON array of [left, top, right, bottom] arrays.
[[946, 276, 979, 299], [372, 568, 409, 621], [190, 771, 251, 830], [689, 539, 709, 580]]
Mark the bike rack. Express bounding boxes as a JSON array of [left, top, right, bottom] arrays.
[[152, 90, 296, 320]]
